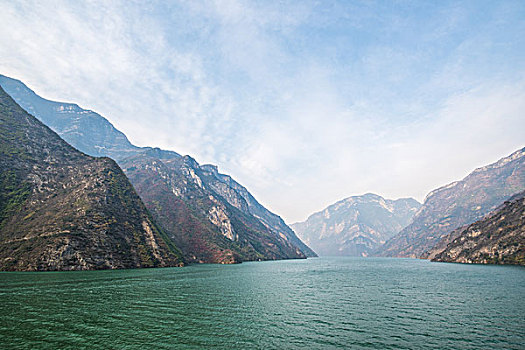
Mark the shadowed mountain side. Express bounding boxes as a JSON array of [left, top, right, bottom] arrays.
[[0, 86, 183, 271]]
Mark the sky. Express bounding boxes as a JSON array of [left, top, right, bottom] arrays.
[[1, 0, 524, 223]]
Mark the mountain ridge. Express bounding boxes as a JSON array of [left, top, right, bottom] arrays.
[[0, 74, 315, 263], [120, 149, 308, 263], [376, 147, 525, 258], [291, 193, 421, 256], [0, 85, 184, 271]]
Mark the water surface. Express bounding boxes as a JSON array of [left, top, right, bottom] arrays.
[[1, 257, 524, 349]]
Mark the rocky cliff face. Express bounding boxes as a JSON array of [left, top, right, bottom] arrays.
[[120, 150, 306, 263], [291, 193, 420, 256], [428, 191, 524, 265], [0, 74, 314, 263], [377, 148, 525, 258], [199, 164, 317, 257], [0, 86, 183, 271]]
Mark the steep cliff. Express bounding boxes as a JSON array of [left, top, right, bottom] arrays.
[[199, 164, 317, 257], [120, 150, 307, 263], [0, 86, 183, 271]]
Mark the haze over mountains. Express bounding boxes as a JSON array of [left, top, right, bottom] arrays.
[[0, 75, 140, 161], [377, 148, 525, 258], [292, 148, 524, 264], [291, 194, 420, 257], [0, 74, 315, 266]]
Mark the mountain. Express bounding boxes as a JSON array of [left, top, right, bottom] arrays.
[[0, 74, 315, 262], [0, 75, 140, 161], [0, 86, 183, 271], [120, 150, 307, 263], [291, 193, 421, 256], [199, 163, 316, 257], [377, 148, 525, 258], [428, 190, 525, 265]]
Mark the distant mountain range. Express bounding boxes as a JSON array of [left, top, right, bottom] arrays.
[[292, 148, 524, 263], [0, 74, 315, 265], [0, 85, 183, 271], [376, 147, 525, 258], [429, 190, 525, 265], [291, 193, 420, 256]]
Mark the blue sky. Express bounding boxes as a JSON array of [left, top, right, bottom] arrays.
[[1, 0, 524, 222]]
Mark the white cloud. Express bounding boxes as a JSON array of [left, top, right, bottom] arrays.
[[1, 0, 524, 223], [237, 79, 525, 223], [0, 0, 236, 159]]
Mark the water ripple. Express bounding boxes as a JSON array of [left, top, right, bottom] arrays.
[[0, 257, 524, 349]]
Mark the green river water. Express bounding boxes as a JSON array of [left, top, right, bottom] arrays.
[[1, 257, 524, 349]]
